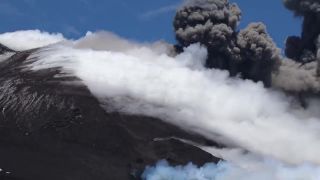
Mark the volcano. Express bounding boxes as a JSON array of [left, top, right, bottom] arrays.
[[0, 44, 221, 180]]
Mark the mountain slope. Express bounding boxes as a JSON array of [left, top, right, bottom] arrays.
[[0, 45, 221, 180]]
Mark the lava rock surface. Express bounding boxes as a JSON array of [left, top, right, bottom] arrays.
[[0, 47, 221, 180]]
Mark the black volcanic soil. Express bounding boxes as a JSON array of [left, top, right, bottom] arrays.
[[0, 46, 221, 180], [0, 44, 14, 54]]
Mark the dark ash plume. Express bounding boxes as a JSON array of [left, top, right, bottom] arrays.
[[174, 0, 281, 87], [174, 0, 241, 47], [284, 0, 320, 64], [237, 23, 281, 86], [174, 0, 241, 72], [276, 0, 320, 93]]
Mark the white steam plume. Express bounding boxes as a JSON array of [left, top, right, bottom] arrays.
[[2, 30, 320, 178], [0, 30, 65, 51], [25, 37, 320, 165]]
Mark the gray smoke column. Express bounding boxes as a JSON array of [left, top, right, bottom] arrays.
[[284, 0, 320, 67], [237, 23, 281, 85], [174, 0, 281, 87]]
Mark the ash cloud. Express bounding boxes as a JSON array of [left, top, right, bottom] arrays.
[[174, 0, 320, 93], [2, 0, 320, 178], [272, 59, 320, 92], [174, 0, 281, 87], [274, 0, 320, 92], [284, 0, 320, 65]]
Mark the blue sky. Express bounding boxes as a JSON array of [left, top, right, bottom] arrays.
[[0, 0, 301, 49]]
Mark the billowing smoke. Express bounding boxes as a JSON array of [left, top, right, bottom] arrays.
[[1, 0, 320, 178], [237, 23, 281, 86], [173, 0, 320, 94], [269, 0, 320, 93], [272, 59, 320, 92], [17, 31, 320, 164], [11, 30, 320, 179], [284, 0, 320, 73], [1, 28, 320, 178], [174, 0, 281, 87]]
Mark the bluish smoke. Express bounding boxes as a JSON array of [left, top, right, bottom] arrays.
[[142, 160, 320, 180]]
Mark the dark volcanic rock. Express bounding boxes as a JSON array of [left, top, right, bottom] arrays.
[[0, 50, 221, 180], [0, 44, 14, 54]]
